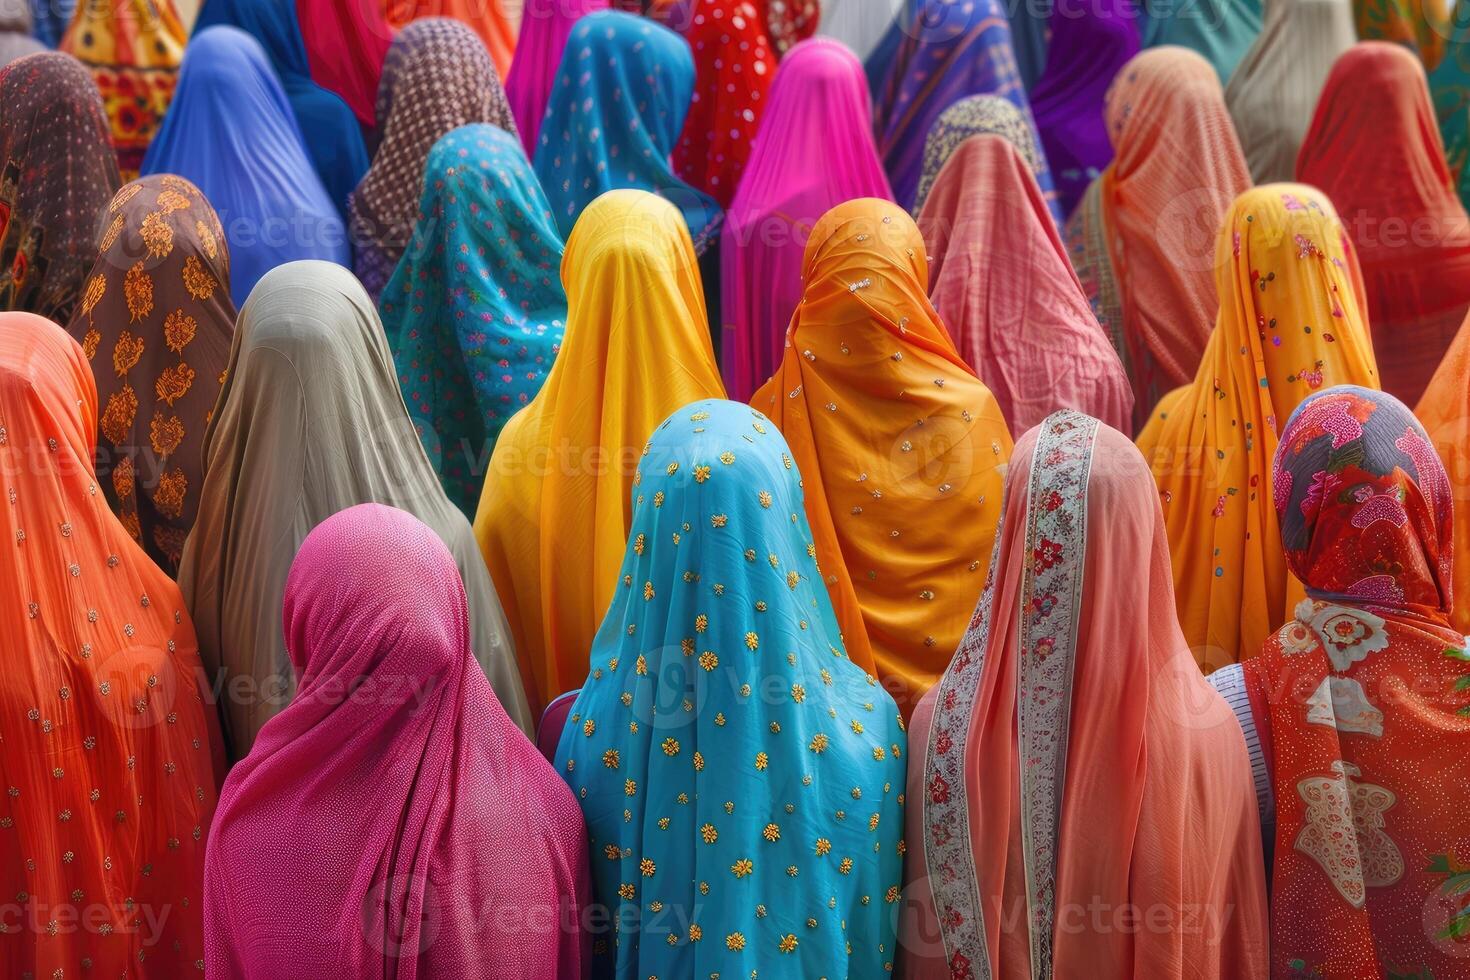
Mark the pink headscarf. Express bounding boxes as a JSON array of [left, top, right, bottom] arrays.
[[204, 503, 588, 978], [505, 0, 609, 154], [918, 134, 1132, 433], [719, 37, 893, 400]]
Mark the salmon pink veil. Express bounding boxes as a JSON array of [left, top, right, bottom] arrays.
[[898, 412, 1268, 978], [204, 503, 588, 979], [720, 37, 893, 401]]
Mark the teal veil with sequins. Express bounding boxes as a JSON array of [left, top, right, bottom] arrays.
[[555, 398, 906, 978]]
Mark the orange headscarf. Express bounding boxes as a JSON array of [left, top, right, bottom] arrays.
[[473, 189, 726, 716], [1297, 41, 1470, 405], [1416, 308, 1470, 634], [1069, 46, 1252, 427], [0, 312, 219, 977], [1137, 184, 1380, 671], [384, 0, 516, 77], [900, 412, 1268, 979], [918, 133, 1132, 435], [753, 198, 1013, 717]]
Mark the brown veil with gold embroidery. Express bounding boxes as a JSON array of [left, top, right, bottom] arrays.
[[65, 174, 234, 574]]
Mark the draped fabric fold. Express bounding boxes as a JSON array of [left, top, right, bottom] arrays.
[[1066, 46, 1252, 427], [141, 26, 347, 307], [871, 0, 1043, 210], [1297, 41, 1470, 405], [60, 0, 187, 177], [1235, 387, 1469, 977], [192, 0, 369, 220], [384, 0, 517, 77], [349, 17, 518, 300], [1416, 308, 1470, 634], [1430, 5, 1470, 212], [206, 503, 588, 980], [1027, 0, 1140, 216], [473, 189, 726, 717], [720, 37, 893, 402], [752, 198, 1013, 717], [178, 260, 532, 757], [0, 52, 121, 322], [1224, 0, 1356, 182], [0, 0, 42, 66], [918, 134, 1132, 434], [380, 124, 566, 516], [1353, 0, 1448, 67], [64, 175, 235, 575], [0, 311, 219, 978], [533, 11, 723, 254], [818, 0, 903, 60], [655, 0, 818, 207], [504, 0, 608, 153], [1136, 184, 1380, 671], [296, 0, 393, 129], [899, 411, 1269, 979], [555, 398, 906, 980]]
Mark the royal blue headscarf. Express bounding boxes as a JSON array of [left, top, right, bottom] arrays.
[[141, 26, 348, 307], [556, 398, 906, 980], [380, 124, 567, 517], [533, 10, 722, 254], [27, 0, 73, 47], [191, 0, 368, 219], [869, 0, 1045, 209]]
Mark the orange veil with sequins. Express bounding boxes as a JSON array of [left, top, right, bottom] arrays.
[[752, 198, 1012, 716], [0, 312, 218, 978], [1136, 184, 1380, 671]]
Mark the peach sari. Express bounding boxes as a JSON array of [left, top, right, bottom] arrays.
[[1136, 185, 1379, 671], [1067, 46, 1252, 428], [899, 412, 1268, 978], [752, 198, 1012, 716], [0, 312, 219, 977]]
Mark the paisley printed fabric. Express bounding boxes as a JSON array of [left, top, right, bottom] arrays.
[[0, 311, 220, 978], [555, 398, 906, 980], [1239, 386, 1470, 977], [380, 124, 566, 517], [751, 198, 1013, 717], [533, 11, 723, 254], [899, 412, 1268, 978], [1136, 184, 1380, 670], [910, 93, 1060, 222], [60, 0, 188, 177], [0, 51, 121, 322], [350, 17, 519, 301], [64, 174, 234, 575]]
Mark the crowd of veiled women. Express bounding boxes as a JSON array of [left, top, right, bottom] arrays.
[[3, 0, 1470, 975]]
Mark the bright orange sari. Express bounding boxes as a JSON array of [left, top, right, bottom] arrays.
[[0, 312, 218, 977], [752, 198, 1013, 716]]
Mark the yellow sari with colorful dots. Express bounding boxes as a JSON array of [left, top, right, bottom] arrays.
[[1136, 184, 1380, 671]]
